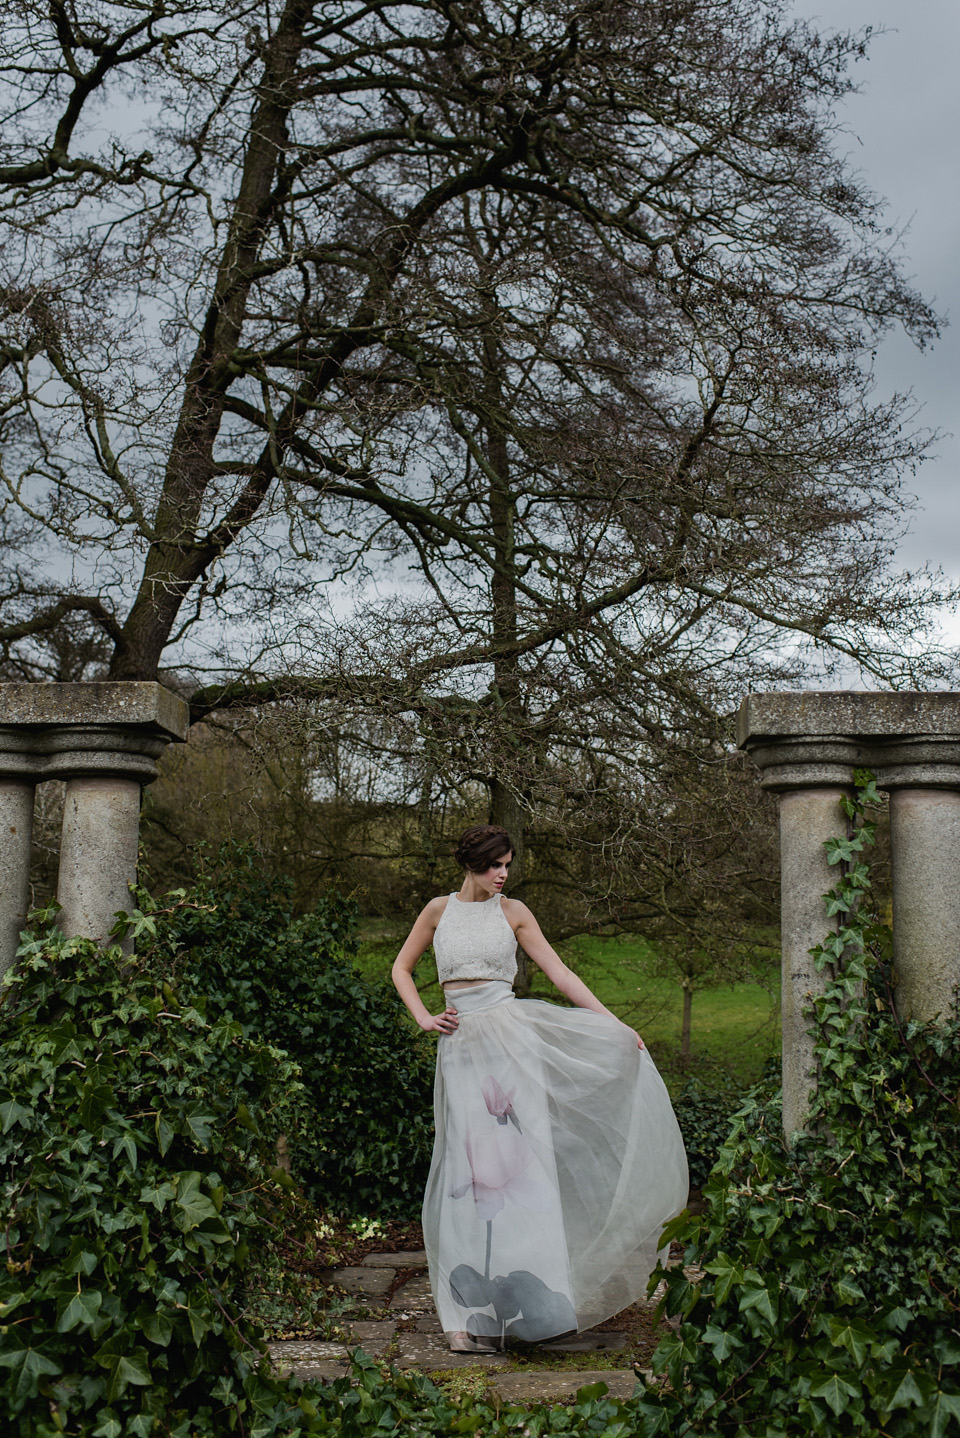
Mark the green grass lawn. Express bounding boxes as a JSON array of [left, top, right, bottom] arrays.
[[353, 921, 780, 1093]]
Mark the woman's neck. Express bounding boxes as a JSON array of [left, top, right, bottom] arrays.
[[457, 879, 496, 902]]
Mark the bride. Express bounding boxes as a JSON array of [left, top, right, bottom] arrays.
[[392, 823, 688, 1354]]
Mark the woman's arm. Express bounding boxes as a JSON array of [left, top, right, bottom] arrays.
[[391, 899, 460, 1035], [507, 900, 644, 1049]]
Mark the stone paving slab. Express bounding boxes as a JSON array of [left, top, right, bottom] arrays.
[[388, 1274, 434, 1311], [320, 1265, 395, 1296], [285, 1359, 352, 1381], [491, 1368, 643, 1404], [346, 1320, 397, 1356], [396, 1333, 505, 1370], [363, 1249, 427, 1268], [267, 1340, 352, 1381]]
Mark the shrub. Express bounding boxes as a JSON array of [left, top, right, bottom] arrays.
[[634, 773, 960, 1436], [152, 845, 435, 1217], [670, 1078, 743, 1190], [0, 914, 316, 1436]]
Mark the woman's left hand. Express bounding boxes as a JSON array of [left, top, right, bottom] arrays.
[[624, 1025, 644, 1050]]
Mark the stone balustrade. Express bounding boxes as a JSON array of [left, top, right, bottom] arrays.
[[0, 683, 188, 974], [738, 691, 960, 1136]]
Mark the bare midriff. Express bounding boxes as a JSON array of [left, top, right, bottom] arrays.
[[442, 978, 501, 991]]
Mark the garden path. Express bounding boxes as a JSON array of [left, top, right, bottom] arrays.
[[266, 1248, 656, 1404]]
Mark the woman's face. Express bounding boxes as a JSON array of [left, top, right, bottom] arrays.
[[475, 853, 512, 896]]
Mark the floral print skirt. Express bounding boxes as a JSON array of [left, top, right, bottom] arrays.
[[422, 981, 688, 1345]]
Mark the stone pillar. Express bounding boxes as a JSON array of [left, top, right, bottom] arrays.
[[777, 788, 850, 1136], [0, 779, 36, 978], [888, 789, 960, 1022], [738, 690, 960, 1136], [57, 777, 143, 945], [0, 683, 189, 964]]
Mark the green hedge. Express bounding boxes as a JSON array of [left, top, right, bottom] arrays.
[[0, 917, 316, 1435], [153, 845, 435, 1218], [670, 1078, 743, 1190]]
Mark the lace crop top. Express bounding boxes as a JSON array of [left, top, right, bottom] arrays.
[[433, 893, 518, 985]]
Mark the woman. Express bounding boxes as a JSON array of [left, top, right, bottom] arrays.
[[392, 824, 688, 1354]]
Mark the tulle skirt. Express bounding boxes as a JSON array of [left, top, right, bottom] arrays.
[[422, 981, 688, 1344]]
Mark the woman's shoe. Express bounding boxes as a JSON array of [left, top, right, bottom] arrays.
[[446, 1330, 502, 1354]]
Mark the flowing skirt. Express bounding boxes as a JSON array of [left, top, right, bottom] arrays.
[[422, 981, 689, 1344]]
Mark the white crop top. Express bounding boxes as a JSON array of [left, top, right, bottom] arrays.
[[433, 892, 518, 985]]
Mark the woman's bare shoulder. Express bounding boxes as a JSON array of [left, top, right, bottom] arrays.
[[500, 895, 535, 924], [422, 894, 452, 923]]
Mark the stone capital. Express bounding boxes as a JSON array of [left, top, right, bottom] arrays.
[[737, 691, 960, 791], [0, 682, 189, 783]]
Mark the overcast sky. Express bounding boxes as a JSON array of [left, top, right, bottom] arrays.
[[799, 1, 959, 596]]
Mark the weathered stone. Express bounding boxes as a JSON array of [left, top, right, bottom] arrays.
[[738, 689, 960, 1133], [0, 683, 189, 962], [268, 1339, 350, 1362], [413, 1315, 443, 1333], [388, 1274, 434, 1310], [322, 1265, 395, 1297], [266, 1340, 352, 1380], [778, 787, 851, 1136], [395, 1333, 503, 1369], [57, 776, 142, 945], [491, 1369, 641, 1403], [363, 1250, 428, 1267], [0, 681, 188, 732], [346, 1320, 398, 1356], [282, 1359, 351, 1381], [0, 682, 188, 782], [737, 691, 960, 791], [0, 779, 34, 977], [890, 789, 960, 1022]]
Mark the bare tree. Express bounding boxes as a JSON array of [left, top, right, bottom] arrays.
[[0, 0, 955, 945]]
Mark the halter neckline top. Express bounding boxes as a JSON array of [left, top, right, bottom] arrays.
[[433, 891, 518, 985]]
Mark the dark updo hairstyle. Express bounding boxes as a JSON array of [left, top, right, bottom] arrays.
[[454, 824, 514, 874]]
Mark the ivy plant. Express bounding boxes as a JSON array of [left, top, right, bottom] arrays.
[[0, 913, 316, 1435], [633, 771, 960, 1436]]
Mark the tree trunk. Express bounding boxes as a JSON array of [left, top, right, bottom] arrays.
[[482, 320, 535, 995], [681, 977, 693, 1068]]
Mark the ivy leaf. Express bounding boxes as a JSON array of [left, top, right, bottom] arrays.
[[702, 1324, 743, 1361], [79, 1078, 114, 1131], [828, 1316, 874, 1367], [155, 1113, 175, 1157], [112, 1131, 138, 1172], [186, 1298, 213, 1344], [651, 1328, 698, 1389], [182, 1103, 216, 1149], [92, 1416, 122, 1438], [739, 1285, 777, 1327], [175, 1187, 218, 1232], [56, 1287, 104, 1332], [927, 1391, 960, 1438], [0, 1097, 33, 1132], [883, 1367, 929, 1411], [140, 1179, 176, 1212], [140, 1308, 174, 1347], [0, 1340, 62, 1401], [834, 1276, 866, 1305], [810, 1372, 859, 1417], [705, 1252, 745, 1306], [98, 1347, 152, 1401]]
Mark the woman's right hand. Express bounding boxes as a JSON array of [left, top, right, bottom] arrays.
[[419, 1006, 459, 1035]]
